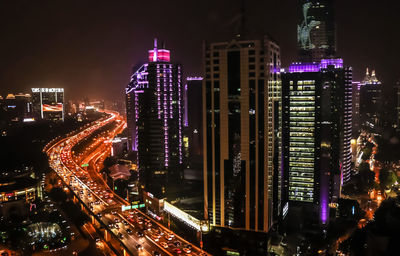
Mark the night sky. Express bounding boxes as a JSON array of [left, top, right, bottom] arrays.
[[0, 0, 399, 101]]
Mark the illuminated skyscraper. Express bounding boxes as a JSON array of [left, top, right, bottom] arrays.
[[359, 68, 382, 129], [281, 59, 352, 225], [125, 39, 183, 198], [298, 0, 336, 62], [203, 36, 281, 232], [396, 79, 400, 131], [352, 81, 361, 137], [184, 77, 204, 166]]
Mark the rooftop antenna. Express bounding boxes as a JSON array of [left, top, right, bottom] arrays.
[[153, 38, 158, 62]]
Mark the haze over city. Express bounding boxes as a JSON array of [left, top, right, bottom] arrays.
[[0, 0, 399, 100]]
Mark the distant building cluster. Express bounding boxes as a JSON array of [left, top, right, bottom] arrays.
[[0, 88, 125, 125], [0, 88, 65, 123]]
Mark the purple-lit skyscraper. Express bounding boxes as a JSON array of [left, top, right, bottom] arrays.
[[281, 59, 352, 225], [126, 39, 183, 198]]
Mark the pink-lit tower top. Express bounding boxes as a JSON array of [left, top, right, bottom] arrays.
[[126, 39, 183, 198], [148, 38, 171, 62]]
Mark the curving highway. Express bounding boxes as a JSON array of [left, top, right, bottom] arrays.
[[45, 111, 210, 256]]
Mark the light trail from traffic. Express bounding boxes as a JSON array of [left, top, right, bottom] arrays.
[[45, 110, 210, 256]]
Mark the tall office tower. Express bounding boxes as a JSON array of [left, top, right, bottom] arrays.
[[203, 36, 281, 232], [281, 59, 352, 225], [184, 77, 204, 165], [125, 39, 183, 198], [126, 85, 136, 151], [396, 79, 400, 131], [31, 88, 64, 122], [352, 82, 361, 137], [359, 68, 382, 130], [298, 0, 336, 62]]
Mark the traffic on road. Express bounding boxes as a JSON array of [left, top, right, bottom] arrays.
[[46, 111, 210, 256]]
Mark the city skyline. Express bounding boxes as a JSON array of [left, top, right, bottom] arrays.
[[1, 1, 400, 255], [0, 0, 399, 100]]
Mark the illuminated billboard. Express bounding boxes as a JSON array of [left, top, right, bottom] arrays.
[[42, 103, 63, 112], [31, 87, 64, 121], [163, 201, 205, 231]]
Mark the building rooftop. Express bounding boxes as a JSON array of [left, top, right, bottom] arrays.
[[362, 68, 381, 85], [108, 164, 131, 180]]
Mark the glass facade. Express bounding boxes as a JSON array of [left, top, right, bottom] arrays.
[[282, 59, 352, 225], [203, 37, 281, 232], [288, 80, 316, 202], [298, 0, 336, 62]]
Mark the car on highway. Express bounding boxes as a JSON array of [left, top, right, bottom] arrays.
[[137, 231, 144, 237], [93, 234, 101, 242], [126, 228, 132, 234], [172, 248, 182, 254], [118, 232, 124, 239], [160, 242, 168, 248], [153, 251, 161, 256], [136, 244, 143, 251], [182, 247, 191, 253], [153, 228, 164, 236]]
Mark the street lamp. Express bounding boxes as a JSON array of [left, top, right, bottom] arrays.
[[199, 220, 209, 252]]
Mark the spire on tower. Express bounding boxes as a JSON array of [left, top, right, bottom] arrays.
[[148, 38, 170, 62], [362, 67, 381, 84], [371, 70, 379, 83], [153, 38, 158, 62]]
